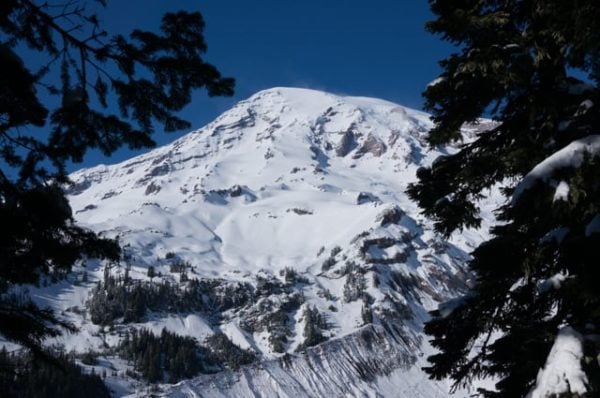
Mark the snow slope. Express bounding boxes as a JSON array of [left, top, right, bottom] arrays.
[[16, 88, 500, 396]]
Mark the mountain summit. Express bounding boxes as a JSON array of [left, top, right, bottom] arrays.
[[32, 88, 493, 396], [68, 87, 474, 270]]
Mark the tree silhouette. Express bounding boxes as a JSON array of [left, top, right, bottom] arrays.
[[0, 0, 233, 357], [409, 1, 599, 396]]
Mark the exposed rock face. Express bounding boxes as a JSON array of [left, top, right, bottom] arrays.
[[376, 206, 406, 226], [228, 184, 243, 197], [336, 127, 358, 157], [65, 178, 92, 195], [145, 181, 162, 195], [357, 191, 381, 205], [354, 133, 387, 158]]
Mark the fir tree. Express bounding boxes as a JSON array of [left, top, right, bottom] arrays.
[[117, 328, 256, 383], [0, 0, 233, 356], [299, 305, 327, 349], [147, 265, 156, 280], [408, 1, 600, 396], [0, 348, 110, 398]]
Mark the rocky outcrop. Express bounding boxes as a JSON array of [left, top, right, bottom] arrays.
[[163, 324, 434, 398]]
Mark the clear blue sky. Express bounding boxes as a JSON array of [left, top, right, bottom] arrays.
[[78, 1, 454, 169]]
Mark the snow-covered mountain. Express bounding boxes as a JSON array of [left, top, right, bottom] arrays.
[[29, 87, 497, 396]]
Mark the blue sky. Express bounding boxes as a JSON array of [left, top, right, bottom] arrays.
[[61, 1, 454, 169]]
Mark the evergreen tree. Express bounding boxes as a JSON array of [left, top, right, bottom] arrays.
[[118, 327, 211, 383], [408, 1, 600, 396], [0, 0, 233, 355], [299, 305, 326, 349], [147, 265, 156, 280], [204, 333, 256, 370], [0, 348, 110, 398]]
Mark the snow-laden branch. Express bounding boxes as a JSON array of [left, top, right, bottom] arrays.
[[513, 135, 600, 201]]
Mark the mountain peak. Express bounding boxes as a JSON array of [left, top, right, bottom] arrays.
[[65, 87, 475, 310], [68, 88, 438, 236], [242, 86, 428, 123], [33, 87, 497, 396]]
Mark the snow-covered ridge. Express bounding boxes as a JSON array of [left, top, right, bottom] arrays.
[[27, 87, 496, 396]]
